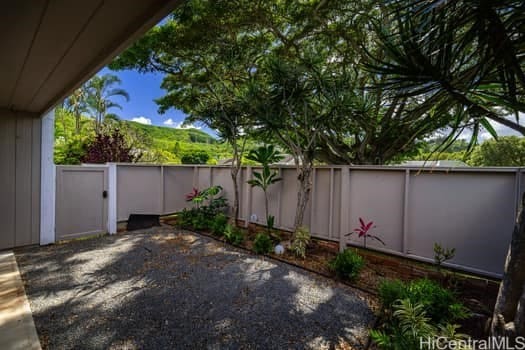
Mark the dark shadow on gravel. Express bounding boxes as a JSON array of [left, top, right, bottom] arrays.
[[16, 227, 375, 349]]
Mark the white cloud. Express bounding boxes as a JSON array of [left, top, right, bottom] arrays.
[[459, 113, 524, 142], [163, 118, 176, 126], [163, 118, 201, 130], [131, 116, 152, 125], [479, 118, 521, 141]]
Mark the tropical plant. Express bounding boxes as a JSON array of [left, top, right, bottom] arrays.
[[81, 128, 140, 163], [63, 87, 88, 135], [191, 211, 211, 231], [434, 243, 456, 270], [185, 185, 225, 210], [179, 186, 229, 231], [223, 224, 244, 245], [346, 218, 385, 248], [366, 2, 525, 335], [85, 74, 129, 133], [211, 213, 228, 236], [378, 279, 469, 325], [185, 188, 200, 203], [176, 208, 194, 229], [54, 134, 88, 165], [370, 299, 469, 350], [246, 145, 283, 233], [329, 249, 365, 282], [253, 233, 273, 255], [290, 226, 311, 259]]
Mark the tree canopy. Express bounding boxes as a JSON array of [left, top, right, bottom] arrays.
[[106, 0, 525, 338], [109, 0, 455, 165]]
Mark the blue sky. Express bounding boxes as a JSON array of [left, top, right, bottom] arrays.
[[97, 67, 214, 134], [97, 66, 522, 142]]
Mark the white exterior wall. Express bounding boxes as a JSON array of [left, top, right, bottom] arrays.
[[0, 109, 41, 249]]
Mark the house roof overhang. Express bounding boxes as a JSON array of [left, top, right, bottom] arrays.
[[0, 0, 181, 116]]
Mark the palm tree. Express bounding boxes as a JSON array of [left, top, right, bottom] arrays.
[[85, 74, 129, 133], [367, 0, 525, 337], [63, 87, 88, 134]]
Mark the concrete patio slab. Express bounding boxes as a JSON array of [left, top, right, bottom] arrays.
[[0, 251, 41, 350]]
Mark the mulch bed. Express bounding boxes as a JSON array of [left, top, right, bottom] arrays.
[[163, 217, 499, 339]]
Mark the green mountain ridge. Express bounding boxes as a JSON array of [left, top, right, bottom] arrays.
[[54, 109, 234, 164], [124, 120, 217, 144]]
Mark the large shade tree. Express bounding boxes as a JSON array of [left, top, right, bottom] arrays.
[[368, 0, 525, 337], [110, 0, 456, 233], [109, 0, 262, 222]]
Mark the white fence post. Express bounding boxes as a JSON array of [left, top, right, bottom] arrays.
[[107, 163, 117, 234], [276, 167, 283, 228], [309, 167, 316, 231], [40, 109, 56, 245], [328, 167, 334, 239], [193, 166, 198, 188], [514, 168, 521, 223], [402, 169, 410, 254], [339, 166, 351, 252], [159, 165, 165, 215], [244, 166, 253, 228]]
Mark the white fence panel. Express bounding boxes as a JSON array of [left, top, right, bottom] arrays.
[[111, 164, 521, 277]]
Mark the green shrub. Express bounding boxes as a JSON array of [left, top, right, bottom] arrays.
[[210, 213, 228, 236], [181, 150, 210, 164], [224, 224, 244, 245], [177, 186, 229, 232], [371, 299, 468, 350], [329, 249, 365, 281], [378, 278, 469, 324], [177, 208, 196, 229], [378, 279, 408, 310], [186, 186, 228, 216], [253, 233, 273, 254], [191, 211, 211, 230], [291, 226, 310, 258]]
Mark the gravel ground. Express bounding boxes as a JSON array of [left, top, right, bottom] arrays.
[[16, 227, 375, 350]]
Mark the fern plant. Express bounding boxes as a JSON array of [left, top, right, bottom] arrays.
[[223, 224, 244, 245], [291, 226, 310, 258], [371, 299, 436, 350], [371, 299, 469, 350], [394, 299, 436, 339], [378, 278, 469, 324]]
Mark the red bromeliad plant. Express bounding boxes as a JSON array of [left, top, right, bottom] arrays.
[[185, 188, 200, 202], [346, 217, 385, 248]]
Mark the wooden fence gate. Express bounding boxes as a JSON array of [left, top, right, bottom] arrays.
[[56, 166, 108, 240]]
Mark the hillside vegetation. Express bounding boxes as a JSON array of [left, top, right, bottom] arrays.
[[54, 108, 234, 164]]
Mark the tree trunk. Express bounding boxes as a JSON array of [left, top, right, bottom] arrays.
[[61, 113, 68, 142], [491, 192, 525, 338], [75, 113, 81, 134], [264, 189, 269, 227], [293, 161, 313, 236], [230, 164, 240, 225], [515, 285, 525, 336]]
